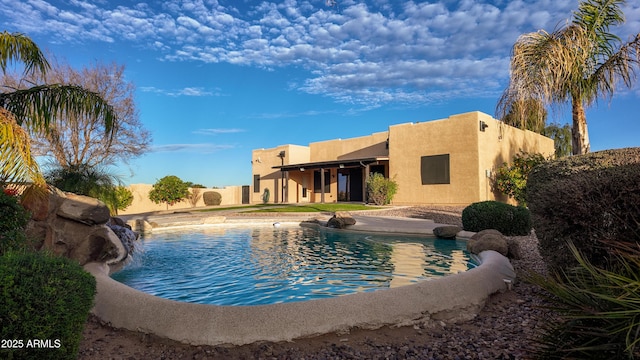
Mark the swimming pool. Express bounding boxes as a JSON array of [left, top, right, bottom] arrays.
[[111, 224, 477, 306]]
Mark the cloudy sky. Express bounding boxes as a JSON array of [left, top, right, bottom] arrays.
[[1, 0, 639, 187]]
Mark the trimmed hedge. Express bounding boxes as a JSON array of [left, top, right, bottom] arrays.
[[527, 147, 640, 271], [462, 201, 532, 236], [202, 191, 222, 206], [0, 251, 96, 360]]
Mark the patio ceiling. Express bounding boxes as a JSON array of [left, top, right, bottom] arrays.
[[273, 157, 389, 171]]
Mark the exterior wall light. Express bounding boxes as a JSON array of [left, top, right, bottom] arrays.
[[480, 121, 489, 132]]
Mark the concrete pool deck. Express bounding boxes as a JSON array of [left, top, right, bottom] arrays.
[[85, 212, 516, 346]]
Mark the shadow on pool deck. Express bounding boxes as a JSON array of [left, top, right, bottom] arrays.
[[86, 212, 514, 346]]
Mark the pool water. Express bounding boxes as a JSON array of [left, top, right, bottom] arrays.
[[111, 224, 477, 306]]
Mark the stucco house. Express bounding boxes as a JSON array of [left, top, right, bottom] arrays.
[[251, 111, 554, 206]]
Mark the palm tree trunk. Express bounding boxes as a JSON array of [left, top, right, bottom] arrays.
[[571, 94, 590, 155]]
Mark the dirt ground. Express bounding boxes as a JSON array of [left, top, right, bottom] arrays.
[[77, 290, 530, 359]]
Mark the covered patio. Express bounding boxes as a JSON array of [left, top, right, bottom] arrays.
[[273, 157, 389, 203]]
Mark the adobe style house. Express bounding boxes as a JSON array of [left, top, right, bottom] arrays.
[[251, 111, 554, 206]]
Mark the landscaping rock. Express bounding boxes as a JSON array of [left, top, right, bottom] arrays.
[[433, 226, 461, 239], [24, 188, 133, 265], [327, 215, 357, 229], [467, 229, 509, 256]]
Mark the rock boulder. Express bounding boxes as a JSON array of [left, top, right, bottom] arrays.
[[433, 226, 462, 239], [23, 189, 134, 265], [467, 229, 509, 257]]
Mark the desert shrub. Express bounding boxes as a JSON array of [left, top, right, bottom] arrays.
[[0, 251, 96, 360], [202, 191, 222, 206], [494, 151, 546, 206], [461, 201, 531, 236], [527, 147, 640, 271], [0, 189, 31, 255], [528, 241, 640, 359], [366, 173, 398, 205]]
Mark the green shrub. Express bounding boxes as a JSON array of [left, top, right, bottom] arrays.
[[461, 201, 531, 236], [527, 147, 640, 271], [0, 189, 31, 255], [0, 251, 96, 360], [528, 241, 640, 359], [366, 173, 398, 206], [202, 191, 222, 206], [494, 151, 546, 206]]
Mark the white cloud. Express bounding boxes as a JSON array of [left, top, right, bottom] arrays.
[[151, 143, 235, 153], [3, 0, 635, 107], [193, 128, 246, 135], [139, 86, 222, 97]]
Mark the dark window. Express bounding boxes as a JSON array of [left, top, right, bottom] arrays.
[[313, 170, 330, 192], [370, 165, 385, 176], [421, 154, 450, 184], [253, 175, 260, 192]]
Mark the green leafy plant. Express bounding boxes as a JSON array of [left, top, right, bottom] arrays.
[[0, 250, 96, 360], [0, 189, 31, 254], [528, 241, 640, 359], [45, 163, 126, 214], [494, 151, 546, 206], [366, 173, 398, 206], [112, 185, 133, 214], [148, 175, 189, 210], [462, 200, 531, 236]]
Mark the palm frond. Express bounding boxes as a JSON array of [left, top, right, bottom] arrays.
[[0, 31, 49, 76], [0, 84, 116, 136], [0, 108, 46, 188]]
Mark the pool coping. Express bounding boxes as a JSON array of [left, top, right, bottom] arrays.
[[85, 214, 515, 346]]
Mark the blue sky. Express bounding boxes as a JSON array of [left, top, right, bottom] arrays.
[[1, 0, 639, 187]]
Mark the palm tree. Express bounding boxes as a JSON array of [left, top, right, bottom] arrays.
[[497, 0, 640, 155], [0, 31, 116, 191]]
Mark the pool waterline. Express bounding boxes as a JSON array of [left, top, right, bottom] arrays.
[[111, 223, 478, 306]]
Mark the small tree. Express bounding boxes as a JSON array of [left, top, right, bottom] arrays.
[[188, 187, 202, 207], [366, 173, 397, 206], [148, 175, 189, 210], [112, 186, 133, 215], [494, 151, 546, 206]]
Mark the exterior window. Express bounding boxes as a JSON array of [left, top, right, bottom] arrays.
[[421, 154, 450, 184], [313, 170, 330, 192], [253, 175, 260, 192]]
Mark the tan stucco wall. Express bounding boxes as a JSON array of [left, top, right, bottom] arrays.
[[310, 131, 389, 162], [389, 113, 481, 205], [118, 184, 245, 215], [389, 112, 554, 206], [476, 113, 555, 204]]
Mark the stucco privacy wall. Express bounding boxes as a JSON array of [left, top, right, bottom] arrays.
[[86, 249, 515, 346], [118, 184, 245, 215]]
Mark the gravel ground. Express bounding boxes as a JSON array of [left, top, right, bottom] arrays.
[[78, 206, 553, 360]]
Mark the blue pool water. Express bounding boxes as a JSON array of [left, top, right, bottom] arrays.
[[111, 224, 477, 306]]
